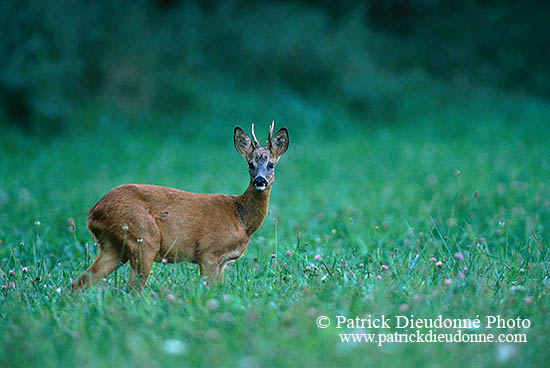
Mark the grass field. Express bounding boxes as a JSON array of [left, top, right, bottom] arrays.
[[1, 80, 550, 367]]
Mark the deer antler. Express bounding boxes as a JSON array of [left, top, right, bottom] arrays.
[[267, 121, 275, 147], [250, 123, 260, 148]]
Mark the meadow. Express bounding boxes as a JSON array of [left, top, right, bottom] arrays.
[[1, 78, 549, 367], [1, 1, 550, 366]]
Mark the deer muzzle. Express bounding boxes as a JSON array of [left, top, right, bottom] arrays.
[[253, 176, 269, 190]]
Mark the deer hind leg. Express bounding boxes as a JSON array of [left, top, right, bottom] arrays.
[[127, 234, 161, 294], [128, 250, 156, 294], [72, 238, 125, 292]]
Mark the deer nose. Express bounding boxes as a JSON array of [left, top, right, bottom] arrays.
[[253, 176, 268, 188]]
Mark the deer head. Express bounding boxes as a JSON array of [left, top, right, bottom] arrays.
[[234, 121, 289, 191]]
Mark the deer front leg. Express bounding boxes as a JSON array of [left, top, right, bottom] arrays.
[[200, 257, 225, 285]]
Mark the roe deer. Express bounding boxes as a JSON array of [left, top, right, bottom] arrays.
[[72, 122, 289, 293]]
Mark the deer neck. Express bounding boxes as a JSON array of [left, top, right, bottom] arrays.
[[237, 182, 271, 236]]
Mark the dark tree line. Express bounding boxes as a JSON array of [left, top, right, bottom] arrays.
[[1, 0, 548, 133]]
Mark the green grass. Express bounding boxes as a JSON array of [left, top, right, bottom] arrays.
[[1, 81, 550, 367]]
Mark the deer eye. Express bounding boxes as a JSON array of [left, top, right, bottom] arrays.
[[267, 162, 274, 170]]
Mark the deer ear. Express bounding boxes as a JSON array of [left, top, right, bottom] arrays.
[[269, 127, 289, 158], [234, 126, 254, 158]]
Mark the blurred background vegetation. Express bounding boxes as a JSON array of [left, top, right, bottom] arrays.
[[1, 0, 549, 136]]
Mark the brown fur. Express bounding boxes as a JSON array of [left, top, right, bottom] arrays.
[[72, 123, 288, 293]]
